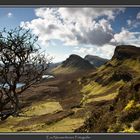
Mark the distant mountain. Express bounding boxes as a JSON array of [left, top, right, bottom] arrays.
[[47, 62, 62, 72], [84, 55, 108, 67], [62, 54, 94, 69], [52, 54, 94, 74]]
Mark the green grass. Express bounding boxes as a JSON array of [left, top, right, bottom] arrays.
[[123, 59, 140, 73], [0, 101, 63, 132], [34, 117, 85, 132], [24, 101, 63, 116], [121, 126, 138, 133], [107, 123, 138, 133], [124, 100, 135, 111], [124, 100, 140, 111], [0, 116, 28, 132], [52, 66, 78, 74], [85, 92, 118, 104], [81, 80, 124, 105], [15, 123, 46, 132], [0, 100, 86, 132]]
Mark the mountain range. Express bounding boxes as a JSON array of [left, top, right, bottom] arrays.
[[62, 54, 94, 69], [84, 55, 108, 67], [51, 54, 109, 74]]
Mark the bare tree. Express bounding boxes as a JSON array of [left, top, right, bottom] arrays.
[[0, 27, 52, 120]]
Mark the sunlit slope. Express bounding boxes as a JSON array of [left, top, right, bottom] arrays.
[[76, 45, 140, 132], [0, 94, 85, 132], [0, 72, 88, 132], [52, 54, 94, 74]]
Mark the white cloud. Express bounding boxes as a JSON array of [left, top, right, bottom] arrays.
[[73, 27, 140, 59], [137, 12, 140, 19], [7, 12, 13, 18], [21, 8, 125, 47], [110, 28, 140, 47], [99, 44, 116, 58], [58, 8, 125, 22], [127, 19, 132, 26], [73, 44, 116, 59], [50, 52, 70, 63], [126, 18, 140, 30], [74, 46, 95, 55], [22, 8, 140, 61]]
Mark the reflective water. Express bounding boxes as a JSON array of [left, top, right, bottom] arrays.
[[0, 83, 25, 89], [0, 75, 54, 89]]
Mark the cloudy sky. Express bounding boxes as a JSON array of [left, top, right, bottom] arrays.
[[0, 7, 140, 62]]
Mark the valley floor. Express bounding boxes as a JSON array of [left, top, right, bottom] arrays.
[[0, 61, 139, 133], [0, 70, 94, 132]]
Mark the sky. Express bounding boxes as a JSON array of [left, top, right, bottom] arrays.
[[0, 7, 140, 62]]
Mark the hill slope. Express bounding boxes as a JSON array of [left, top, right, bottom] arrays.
[[62, 54, 94, 69], [52, 54, 94, 74], [47, 62, 62, 72], [112, 45, 140, 60], [75, 45, 140, 132], [84, 55, 108, 67]]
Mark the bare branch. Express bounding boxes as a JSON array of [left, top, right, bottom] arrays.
[[0, 27, 52, 120]]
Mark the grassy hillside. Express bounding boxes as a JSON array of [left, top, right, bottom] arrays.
[[51, 65, 78, 74], [51, 54, 94, 74], [0, 71, 90, 132], [75, 45, 140, 132]]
